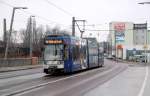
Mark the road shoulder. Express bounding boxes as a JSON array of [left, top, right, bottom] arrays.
[[84, 63, 146, 96], [0, 64, 42, 72]]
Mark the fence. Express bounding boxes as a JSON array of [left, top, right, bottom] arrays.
[[0, 57, 42, 67]]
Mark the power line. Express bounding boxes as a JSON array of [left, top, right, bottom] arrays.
[[44, 0, 74, 17], [0, 0, 69, 28], [0, 0, 13, 7], [85, 28, 150, 31], [21, 10, 62, 25]]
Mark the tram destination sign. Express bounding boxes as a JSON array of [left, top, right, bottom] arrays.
[[45, 40, 63, 44]]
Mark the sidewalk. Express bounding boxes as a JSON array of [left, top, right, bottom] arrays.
[[108, 58, 147, 65], [0, 64, 43, 73], [84, 63, 147, 96]]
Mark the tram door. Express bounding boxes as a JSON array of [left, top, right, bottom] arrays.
[[64, 44, 71, 72], [80, 39, 88, 69]]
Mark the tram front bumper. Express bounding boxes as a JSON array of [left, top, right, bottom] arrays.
[[43, 64, 64, 74]]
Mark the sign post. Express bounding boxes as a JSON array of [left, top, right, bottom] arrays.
[[143, 45, 148, 63], [133, 48, 136, 55], [133, 48, 136, 62]]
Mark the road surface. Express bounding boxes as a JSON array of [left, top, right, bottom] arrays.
[[2, 60, 149, 96]]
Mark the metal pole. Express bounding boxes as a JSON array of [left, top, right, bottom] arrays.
[[145, 22, 147, 63], [81, 20, 86, 38], [29, 16, 33, 58], [4, 7, 27, 59], [114, 30, 117, 61], [4, 8, 16, 59], [72, 17, 75, 36], [3, 19, 7, 48]]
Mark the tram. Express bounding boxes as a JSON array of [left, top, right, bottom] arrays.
[[43, 34, 104, 74]]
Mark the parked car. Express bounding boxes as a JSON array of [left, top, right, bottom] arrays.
[[134, 55, 147, 63], [107, 55, 113, 59]]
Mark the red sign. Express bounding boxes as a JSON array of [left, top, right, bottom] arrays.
[[117, 45, 123, 49], [114, 23, 125, 32]]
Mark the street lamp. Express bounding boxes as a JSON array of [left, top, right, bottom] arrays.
[[138, 3, 149, 63], [138, 2, 150, 5], [29, 15, 35, 58], [4, 7, 28, 59]]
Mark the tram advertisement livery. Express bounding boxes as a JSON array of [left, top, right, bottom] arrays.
[[43, 34, 104, 74]]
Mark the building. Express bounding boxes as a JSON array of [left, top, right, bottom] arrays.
[[109, 22, 150, 60], [99, 41, 112, 55]]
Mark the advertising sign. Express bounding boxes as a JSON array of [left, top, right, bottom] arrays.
[[134, 23, 147, 29], [114, 23, 125, 43]]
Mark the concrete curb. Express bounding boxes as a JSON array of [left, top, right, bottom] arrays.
[[0, 64, 43, 73], [106, 58, 140, 64]]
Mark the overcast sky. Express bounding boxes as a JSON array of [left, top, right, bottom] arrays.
[[0, 0, 150, 41]]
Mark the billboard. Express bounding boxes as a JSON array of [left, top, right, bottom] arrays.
[[134, 23, 147, 29], [114, 23, 125, 42]]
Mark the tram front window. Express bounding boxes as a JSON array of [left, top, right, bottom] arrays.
[[44, 44, 63, 61]]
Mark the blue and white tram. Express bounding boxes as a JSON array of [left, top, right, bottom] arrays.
[[43, 34, 104, 74]]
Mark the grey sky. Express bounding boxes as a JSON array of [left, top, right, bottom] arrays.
[[0, 0, 150, 41]]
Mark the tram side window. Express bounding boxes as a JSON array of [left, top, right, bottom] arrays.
[[80, 46, 86, 59], [72, 46, 80, 61], [64, 45, 69, 60]]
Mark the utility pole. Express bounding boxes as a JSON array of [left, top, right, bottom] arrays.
[[4, 8, 16, 59], [72, 17, 86, 38], [138, 2, 150, 63], [29, 16, 35, 58], [29, 17, 32, 58], [145, 22, 147, 63], [3, 19, 7, 48], [72, 17, 75, 36], [114, 30, 117, 61], [4, 7, 27, 59]]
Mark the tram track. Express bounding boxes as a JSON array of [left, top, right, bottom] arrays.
[[1, 62, 126, 96], [0, 68, 43, 79]]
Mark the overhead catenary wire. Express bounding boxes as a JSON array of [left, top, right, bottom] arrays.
[[0, 0, 13, 7], [44, 0, 74, 17], [0, 0, 70, 28], [43, 0, 83, 20], [85, 27, 150, 32]]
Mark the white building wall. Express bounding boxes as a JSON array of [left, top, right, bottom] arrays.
[[109, 22, 134, 59]]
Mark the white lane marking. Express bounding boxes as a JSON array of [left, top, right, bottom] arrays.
[[138, 65, 149, 96], [0, 73, 45, 84], [4, 64, 120, 96], [16, 65, 124, 96]]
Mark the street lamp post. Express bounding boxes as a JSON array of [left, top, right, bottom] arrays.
[[138, 2, 150, 4], [29, 16, 35, 58], [4, 7, 27, 59], [138, 2, 150, 63]]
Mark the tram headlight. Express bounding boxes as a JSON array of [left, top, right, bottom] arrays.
[[59, 61, 64, 65]]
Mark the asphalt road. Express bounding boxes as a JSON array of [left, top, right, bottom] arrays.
[[0, 68, 43, 79], [0, 59, 128, 96]]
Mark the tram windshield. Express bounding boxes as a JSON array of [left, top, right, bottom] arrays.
[[44, 44, 63, 61]]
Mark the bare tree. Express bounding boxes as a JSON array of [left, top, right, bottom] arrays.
[[32, 25, 45, 57]]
